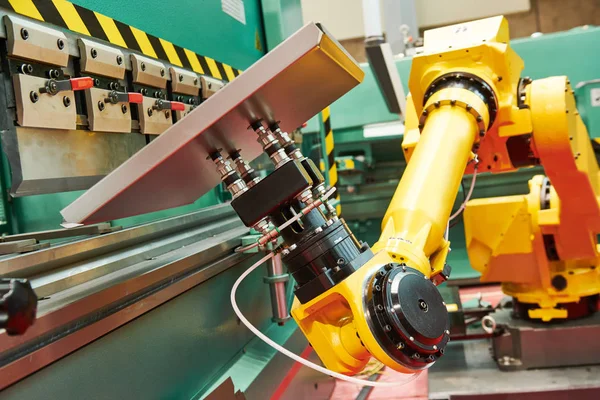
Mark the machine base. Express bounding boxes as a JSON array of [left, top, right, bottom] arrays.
[[489, 307, 600, 371]]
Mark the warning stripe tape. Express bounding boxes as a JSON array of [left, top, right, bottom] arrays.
[[1, 0, 242, 81], [321, 106, 341, 216]]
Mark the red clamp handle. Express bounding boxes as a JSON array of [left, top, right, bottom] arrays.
[[70, 77, 94, 91], [170, 101, 185, 111], [127, 93, 143, 104]]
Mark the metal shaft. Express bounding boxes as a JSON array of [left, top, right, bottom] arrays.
[[266, 253, 290, 325]]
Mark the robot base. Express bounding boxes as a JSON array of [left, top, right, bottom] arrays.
[[489, 307, 600, 371]]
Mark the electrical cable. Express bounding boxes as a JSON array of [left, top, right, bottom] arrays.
[[234, 187, 337, 253], [449, 165, 478, 222], [231, 252, 420, 388], [449, 180, 468, 229]]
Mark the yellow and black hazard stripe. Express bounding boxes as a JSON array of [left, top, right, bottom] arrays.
[[322, 107, 341, 216], [0, 0, 242, 81]]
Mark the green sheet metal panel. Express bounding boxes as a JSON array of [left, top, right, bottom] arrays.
[[0, 256, 299, 400], [261, 0, 304, 50], [70, 0, 266, 70]]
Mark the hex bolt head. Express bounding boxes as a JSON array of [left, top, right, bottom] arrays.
[[160, 68, 165, 76], [147, 108, 153, 117], [57, 38, 65, 50], [141, 62, 146, 71], [97, 101, 105, 111], [116, 55, 123, 65], [91, 48, 98, 58], [20, 28, 29, 40], [62, 96, 71, 107], [178, 74, 183, 82], [29, 91, 39, 103], [121, 104, 128, 114]]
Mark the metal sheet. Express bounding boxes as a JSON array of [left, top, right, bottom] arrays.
[[60, 22, 364, 225], [6, 126, 146, 197]]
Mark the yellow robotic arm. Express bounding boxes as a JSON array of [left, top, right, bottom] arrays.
[[290, 17, 515, 375]]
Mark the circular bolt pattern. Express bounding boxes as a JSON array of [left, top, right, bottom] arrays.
[[121, 104, 128, 114], [57, 38, 64, 50], [141, 62, 146, 71], [29, 91, 39, 103], [98, 101, 105, 111], [63, 96, 71, 107], [20, 28, 29, 40], [91, 48, 98, 58], [116, 55, 123, 65]]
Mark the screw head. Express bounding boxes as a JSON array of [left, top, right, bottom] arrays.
[[121, 104, 128, 114], [20, 28, 29, 40], [91, 48, 98, 58], [141, 62, 146, 71], [165, 110, 171, 119], [94, 78, 100, 86], [177, 95, 183, 102], [178, 74, 183, 82], [147, 108, 153, 117], [29, 91, 39, 103], [50, 69, 60, 79], [141, 88, 148, 96], [57, 38, 64, 50], [116, 55, 123, 65], [62, 96, 71, 107], [97, 101, 105, 111], [160, 68, 165, 77]]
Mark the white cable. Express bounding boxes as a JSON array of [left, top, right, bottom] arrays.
[[449, 166, 478, 222], [231, 252, 420, 387]]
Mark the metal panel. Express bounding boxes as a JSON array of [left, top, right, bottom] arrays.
[[61, 22, 364, 224], [78, 38, 126, 79], [70, 0, 266, 69], [4, 126, 145, 197], [3, 15, 69, 66]]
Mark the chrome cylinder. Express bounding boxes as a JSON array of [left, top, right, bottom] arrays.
[[266, 253, 290, 325], [252, 123, 290, 169]]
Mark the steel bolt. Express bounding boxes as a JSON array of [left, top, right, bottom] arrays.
[[20, 28, 29, 40], [62, 96, 71, 107], [49, 69, 60, 79], [141, 62, 146, 71], [94, 78, 100, 86], [282, 249, 290, 256], [147, 108, 153, 117], [289, 244, 297, 251], [29, 91, 39, 103], [396, 342, 405, 350], [314, 227, 323, 234], [116, 55, 123, 65], [98, 101, 105, 111], [91, 48, 98, 58], [384, 325, 392, 332], [57, 38, 64, 50], [160, 68, 165, 77], [409, 336, 415, 342], [121, 104, 128, 114]]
